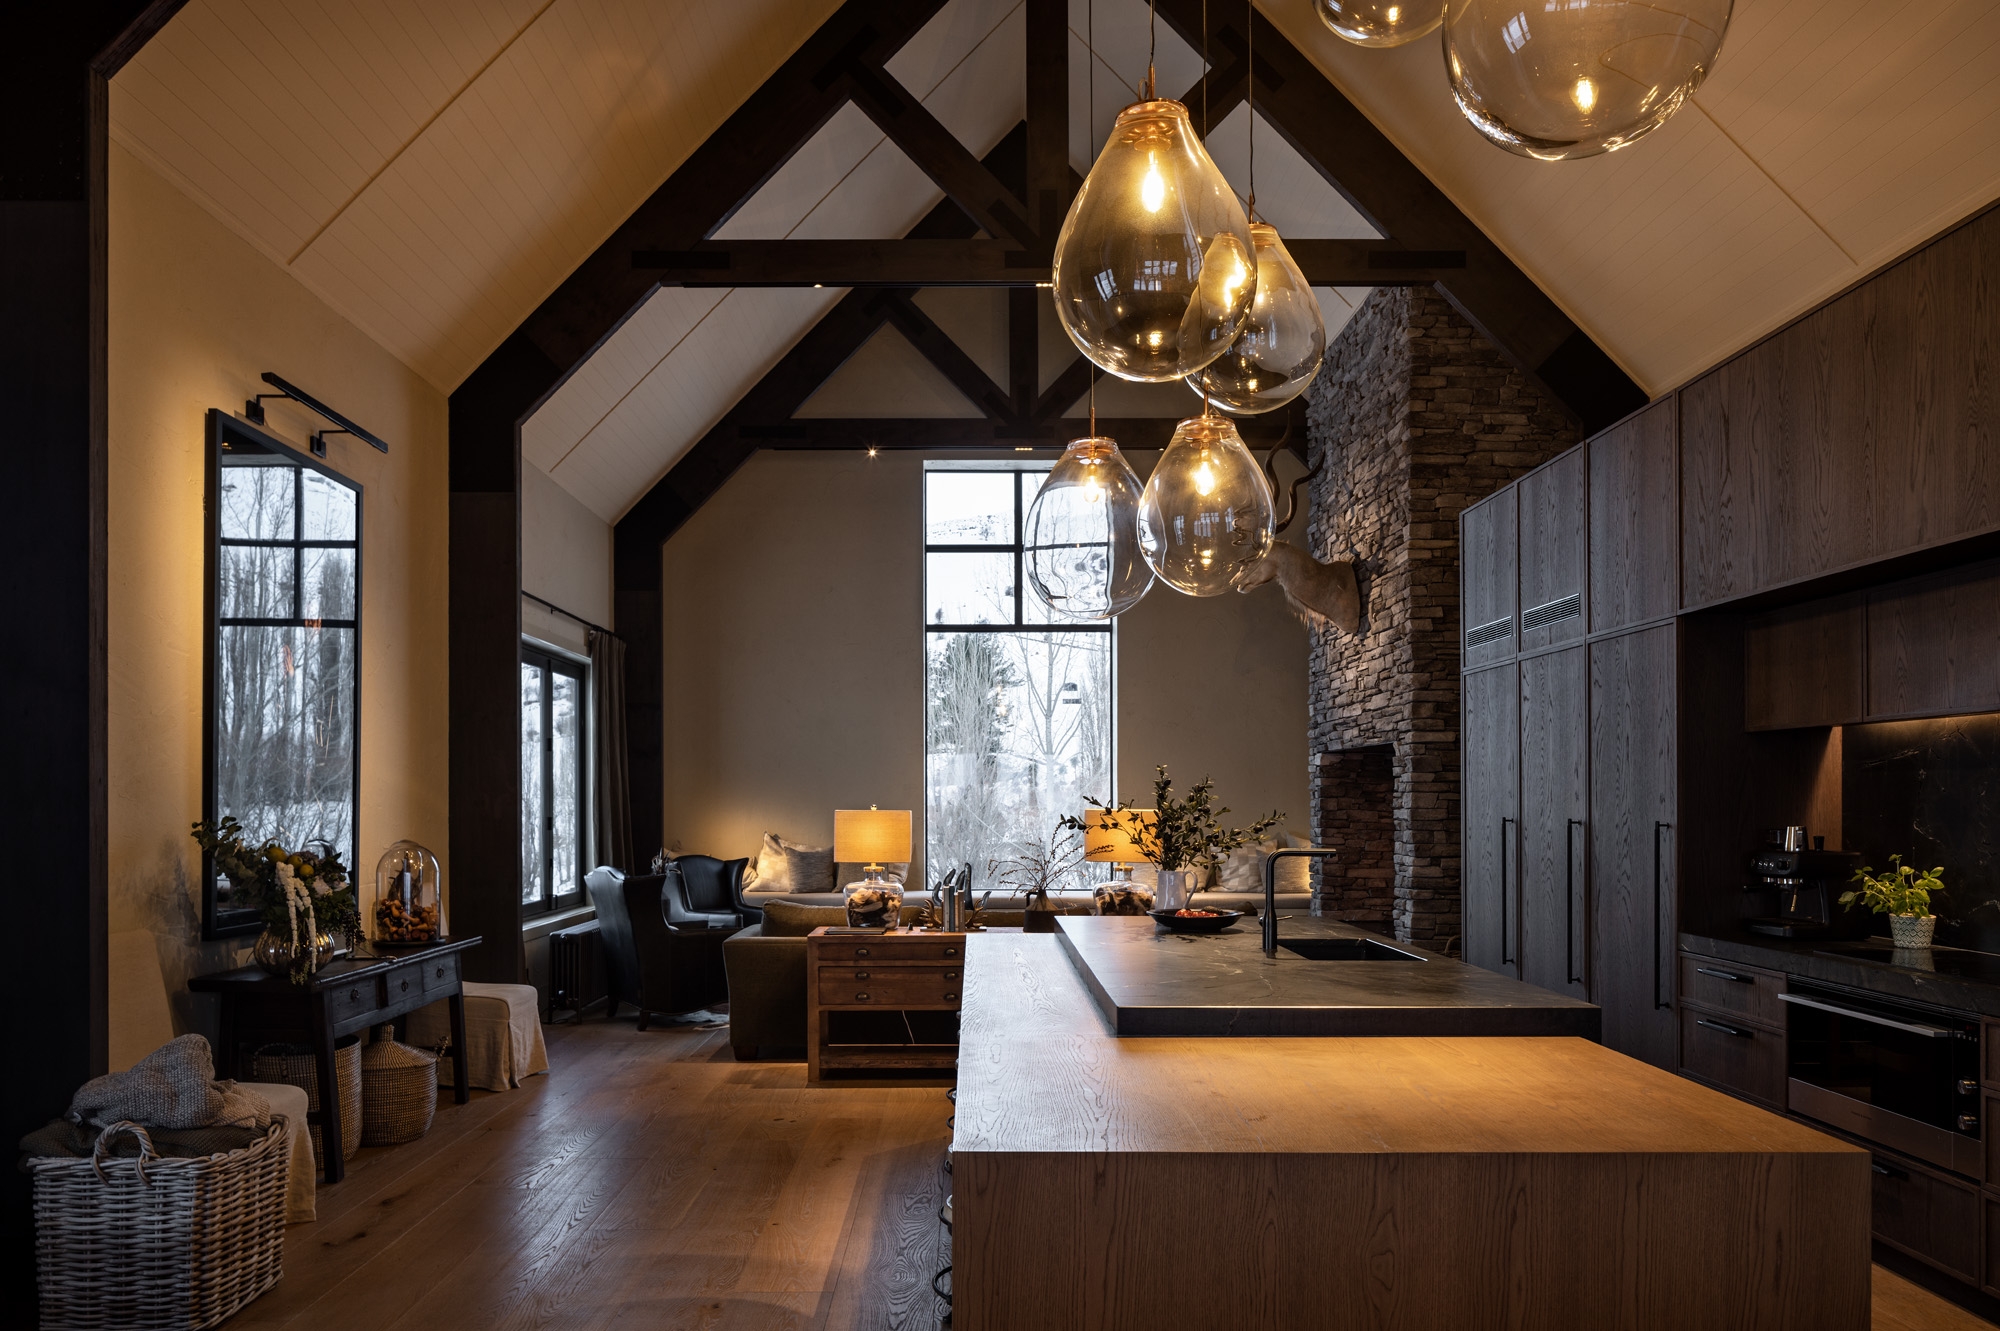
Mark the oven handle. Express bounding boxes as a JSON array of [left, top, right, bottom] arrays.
[[1778, 992, 1958, 1038]]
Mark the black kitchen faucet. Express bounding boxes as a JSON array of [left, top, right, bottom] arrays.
[[1264, 847, 1342, 957]]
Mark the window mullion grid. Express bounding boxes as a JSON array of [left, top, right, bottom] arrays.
[[292, 467, 304, 622], [542, 662, 555, 912]]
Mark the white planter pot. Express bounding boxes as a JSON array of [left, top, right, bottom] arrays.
[[1888, 914, 1935, 948]]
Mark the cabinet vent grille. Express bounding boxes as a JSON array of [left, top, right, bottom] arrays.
[[1521, 594, 1583, 632], [1465, 617, 1513, 648]]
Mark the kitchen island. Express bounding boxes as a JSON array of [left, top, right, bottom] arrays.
[[950, 931, 1868, 1331]]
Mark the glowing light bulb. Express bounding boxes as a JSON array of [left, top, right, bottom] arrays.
[[1140, 155, 1166, 213], [1138, 414, 1275, 597], [1190, 224, 1327, 416], [1025, 436, 1153, 619], [1445, 0, 1732, 160], [1052, 100, 1256, 382]]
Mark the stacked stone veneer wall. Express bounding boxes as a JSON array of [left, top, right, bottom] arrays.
[[1305, 287, 1578, 946]]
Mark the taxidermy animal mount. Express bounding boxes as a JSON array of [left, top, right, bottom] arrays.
[[1236, 445, 1361, 634]]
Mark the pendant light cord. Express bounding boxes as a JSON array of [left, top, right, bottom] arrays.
[[1202, 0, 1209, 135], [1246, 0, 1256, 221], [1088, 0, 1097, 434], [1147, 0, 1157, 99]]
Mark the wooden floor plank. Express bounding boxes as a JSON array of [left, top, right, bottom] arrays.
[[240, 1018, 1990, 1331]]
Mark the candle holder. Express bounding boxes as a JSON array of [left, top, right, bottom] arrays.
[[372, 841, 444, 945]]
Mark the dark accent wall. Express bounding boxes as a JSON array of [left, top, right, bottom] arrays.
[[1306, 287, 1577, 944]]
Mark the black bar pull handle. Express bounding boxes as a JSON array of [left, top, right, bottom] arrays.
[[1654, 822, 1673, 1011], [1696, 1018, 1753, 1039], [1566, 819, 1584, 986], [1501, 817, 1517, 968], [1695, 966, 1751, 984]]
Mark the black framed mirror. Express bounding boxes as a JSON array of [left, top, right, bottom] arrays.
[[202, 409, 362, 938]]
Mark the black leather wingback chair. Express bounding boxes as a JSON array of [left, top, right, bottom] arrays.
[[677, 854, 753, 926], [585, 865, 730, 1030]]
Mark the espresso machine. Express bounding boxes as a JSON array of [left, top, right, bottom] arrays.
[[1744, 826, 1868, 939]]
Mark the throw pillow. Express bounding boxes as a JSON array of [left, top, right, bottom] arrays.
[[1274, 831, 1313, 894], [760, 900, 849, 937], [1214, 831, 1314, 894], [780, 838, 835, 894], [743, 832, 791, 894]]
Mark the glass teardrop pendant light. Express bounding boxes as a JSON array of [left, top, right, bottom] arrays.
[[1444, 0, 1733, 161], [1188, 223, 1326, 415], [1315, 0, 1443, 48], [1025, 436, 1154, 619], [1138, 411, 1276, 597], [1052, 99, 1257, 382]]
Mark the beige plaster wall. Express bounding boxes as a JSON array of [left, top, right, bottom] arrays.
[[658, 449, 1309, 885], [107, 144, 450, 1061], [524, 458, 612, 631]]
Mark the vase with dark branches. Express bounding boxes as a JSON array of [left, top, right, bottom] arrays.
[[991, 823, 1088, 931]]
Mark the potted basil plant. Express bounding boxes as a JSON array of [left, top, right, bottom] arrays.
[[1839, 854, 1946, 949]]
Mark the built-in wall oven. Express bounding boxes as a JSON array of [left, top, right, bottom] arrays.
[[1783, 981, 1983, 1178]]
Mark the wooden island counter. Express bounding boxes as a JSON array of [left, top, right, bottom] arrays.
[[950, 933, 1869, 1331]]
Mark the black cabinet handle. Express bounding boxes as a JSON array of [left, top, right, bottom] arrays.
[[1654, 822, 1673, 1011], [1696, 1017, 1753, 1039], [1501, 817, 1516, 968], [1566, 818, 1584, 986], [1872, 1161, 1909, 1181], [1695, 966, 1751, 984]]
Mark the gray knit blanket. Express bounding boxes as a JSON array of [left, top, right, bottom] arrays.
[[67, 1034, 269, 1130]]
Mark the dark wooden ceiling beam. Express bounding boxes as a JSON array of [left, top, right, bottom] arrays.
[[1024, 0, 1071, 237], [845, 63, 1039, 248], [881, 292, 1016, 419], [633, 237, 1464, 286], [1152, 0, 1644, 431]]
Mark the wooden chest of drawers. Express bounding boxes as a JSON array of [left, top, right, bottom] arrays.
[[806, 927, 990, 1085]]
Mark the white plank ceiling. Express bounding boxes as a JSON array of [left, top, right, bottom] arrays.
[[113, 0, 2000, 522]]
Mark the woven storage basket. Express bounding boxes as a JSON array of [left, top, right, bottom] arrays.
[[30, 1119, 287, 1331], [360, 1024, 437, 1146], [250, 1037, 361, 1167]]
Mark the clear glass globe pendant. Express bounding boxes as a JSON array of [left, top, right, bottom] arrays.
[[1316, 0, 1443, 48], [1138, 411, 1277, 597], [1444, 0, 1733, 161], [1052, 99, 1257, 382], [1188, 223, 1326, 415], [1025, 436, 1154, 619]]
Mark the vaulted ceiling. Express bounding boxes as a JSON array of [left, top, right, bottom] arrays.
[[114, 0, 2000, 523]]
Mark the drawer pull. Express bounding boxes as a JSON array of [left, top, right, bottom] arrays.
[[348, 989, 360, 1002], [944, 971, 959, 980], [944, 993, 959, 1001], [944, 947, 959, 957], [400, 979, 410, 993], [435, 967, 445, 979], [855, 971, 870, 980], [855, 992, 870, 1002], [1695, 966, 1752, 984], [855, 948, 871, 958], [1696, 1018, 1753, 1039], [1872, 1161, 1909, 1181]]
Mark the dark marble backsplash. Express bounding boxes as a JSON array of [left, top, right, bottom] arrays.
[[1844, 715, 2000, 953]]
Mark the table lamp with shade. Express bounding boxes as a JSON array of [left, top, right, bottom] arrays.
[[835, 806, 912, 927], [1085, 808, 1158, 915]]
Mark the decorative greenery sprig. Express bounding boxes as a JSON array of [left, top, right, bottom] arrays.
[[1840, 853, 1945, 919], [192, 818, 360, 979], [1061, 766, 1283, 873]]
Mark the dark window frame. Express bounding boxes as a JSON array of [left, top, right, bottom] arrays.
[[521, 643, 588, 917], [922, 467, 1112, 637], [202, 409, 363, 939]]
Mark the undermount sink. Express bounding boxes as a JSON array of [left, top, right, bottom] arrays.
[[1279, 938, 1426, 962]]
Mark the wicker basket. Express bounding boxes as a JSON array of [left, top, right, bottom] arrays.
[[360, 1025, 438, 1146], [30, 1119, 287, 1330], [250, 1038, 362, 1168]]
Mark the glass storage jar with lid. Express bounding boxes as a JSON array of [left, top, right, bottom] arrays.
[[372, 840, 445, 944]]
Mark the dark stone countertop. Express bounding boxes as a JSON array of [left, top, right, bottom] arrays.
[[1054, 914, 1600, 1038], [1681, 930, 2000, 1018]]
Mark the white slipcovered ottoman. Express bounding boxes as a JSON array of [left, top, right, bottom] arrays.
[[237, 1080, 315, 1223], [404, 982, 549, 1092]]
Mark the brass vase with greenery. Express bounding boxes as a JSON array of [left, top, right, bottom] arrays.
[[1840, 854, 1945, 949], [193, 816, 360, 981]]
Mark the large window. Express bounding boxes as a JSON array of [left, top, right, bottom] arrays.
[[203, 411, 360, 938], [522, 645, 586, 915], [924, 467, 1112, 887]]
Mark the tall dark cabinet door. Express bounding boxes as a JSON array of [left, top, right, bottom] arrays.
[[1518, 647, 1589, 998], [1518, 448, 1587, 650], [1590, 625, 1678, 1068], [1463, 662, 1520, 977], [1588, 399, 1677, 631], [1462, 489, 1517, 667]]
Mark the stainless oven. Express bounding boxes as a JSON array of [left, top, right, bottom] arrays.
[[1782, 982, 1983, 1178]]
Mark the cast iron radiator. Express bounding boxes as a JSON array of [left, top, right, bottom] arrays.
[[549, 920, 606, 1023]]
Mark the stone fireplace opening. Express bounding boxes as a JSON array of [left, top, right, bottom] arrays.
[[1313, 744, 1395, 934]]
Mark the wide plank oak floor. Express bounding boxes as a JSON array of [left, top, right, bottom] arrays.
[[231, 1018, 1989, 1330]]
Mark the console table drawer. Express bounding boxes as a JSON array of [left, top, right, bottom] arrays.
[[816, 939, 963, 963], [1679, 953, 1786, 1028], [816, 967, 963, 1007], [327, 978, 377, 1025], [383, 963, 426, 1005], [419, 952, 458, 993]]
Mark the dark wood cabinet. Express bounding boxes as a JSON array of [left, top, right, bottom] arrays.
[[1868, 558, 2000, 720], [1518, 449, 1586, 650], [1742, 593, 1865, 730], [1871, 1152, 1980, 1284], [1679, 1004, 1785, 1107], [1680, 207, 2000, 608], [1590, 626, 1678, 1068], [1518, 647, 1588, 998], [1462, 662, 1519, 977], [1461, 489, 1517, 667], [1588, 399, 1677, 633]]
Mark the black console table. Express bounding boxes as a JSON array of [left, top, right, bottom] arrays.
[[190, 936, 482, 1183]]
